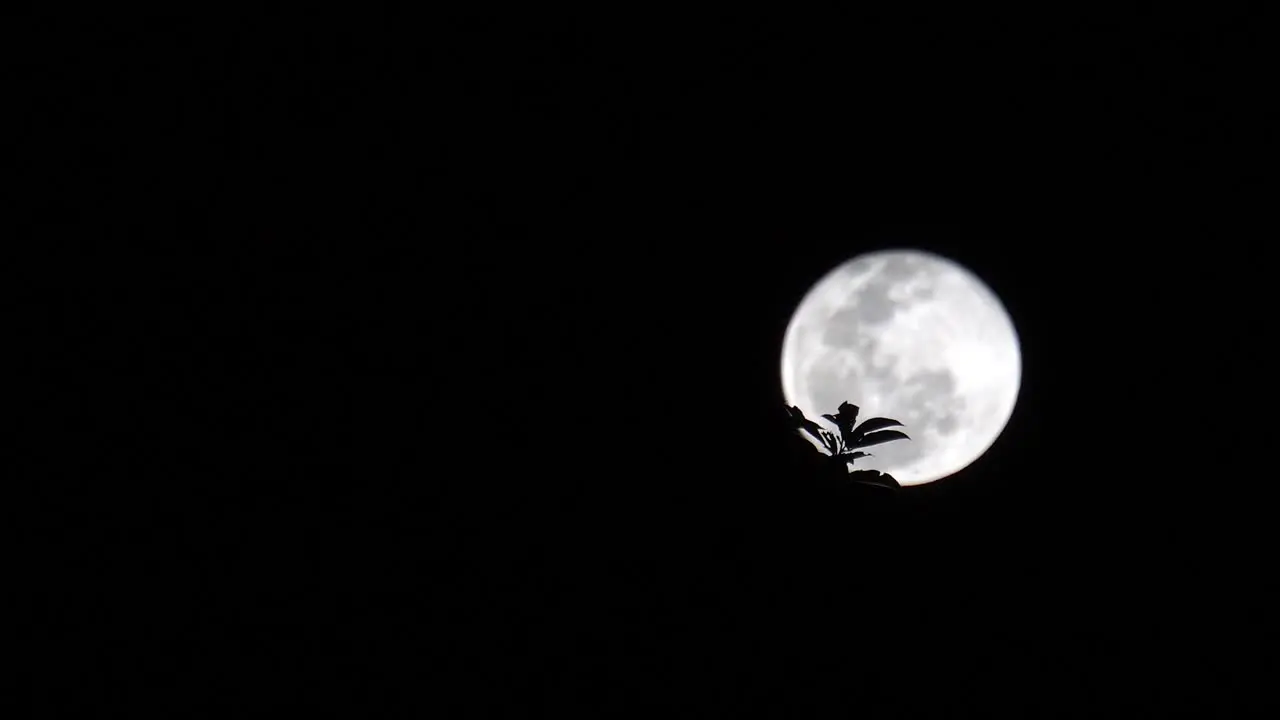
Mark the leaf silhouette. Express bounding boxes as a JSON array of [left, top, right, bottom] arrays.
[[817, 429, 841, 456], [849, 469, 901, 489], [785, 405, 827, 446], [850, 417, 904, 445], [849, 429, 911, 449], [785, 401, 911, 473], [821, 402, 861, 448], [784, 405, 811, 427]]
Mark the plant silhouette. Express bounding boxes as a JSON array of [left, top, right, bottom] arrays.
[[785, 401, 910, 489]]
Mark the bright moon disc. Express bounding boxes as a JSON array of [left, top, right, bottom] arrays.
[[781, 249, 1021, 486]]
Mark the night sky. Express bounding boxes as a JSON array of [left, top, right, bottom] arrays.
[[26, 8, 1274, 716]]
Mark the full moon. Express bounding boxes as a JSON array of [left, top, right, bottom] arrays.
[[780, 249, 1021, 486]]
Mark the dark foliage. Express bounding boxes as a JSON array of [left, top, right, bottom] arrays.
[[785, 402, 910, 488]]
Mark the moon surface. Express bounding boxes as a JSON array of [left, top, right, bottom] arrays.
[[781, 249, 1021, 486]]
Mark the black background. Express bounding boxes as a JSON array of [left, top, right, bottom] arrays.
[[22, 7, 1275, 716]]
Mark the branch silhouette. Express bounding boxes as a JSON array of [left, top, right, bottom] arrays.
[[785, 401, 910, 489]]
